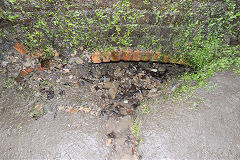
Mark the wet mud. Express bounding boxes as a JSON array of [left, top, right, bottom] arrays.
[[137, 72, 240, 159]]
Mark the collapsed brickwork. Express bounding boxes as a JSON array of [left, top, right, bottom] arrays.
[[90, 49, 184, 64]]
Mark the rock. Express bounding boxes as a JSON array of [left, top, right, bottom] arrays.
[[35, 104, 43, 111], [83, 107, 91, 113], [142, 90, 149, 96], [95, 110, 101, 116], [90, 110, 96, 116], [136, 93, 143, 100], [106, 138, 112, 146], [59, 90, 65, 96], [69, 57, 83, 65], [153, 81, 160, 88], [150, 69, 158, 72], [34, 92, 41, 97], [114, 67, 122, 76], [147, 84, 153, 89], [23, 61, 32, 68], [0, 53, 4, 61], [158, 67, 165, 72], [43, 104, 56, 114], [78, 106, 84, 112], [107, 131, 116, 139], [104, 82, 112, 89], [106, 81, 120, 99], [1, 61, 9, 67], [68, 57, 75, 63], [63, 68, 70, 73], [46, 90, 55, 100], [56, 63, 63, 69], [100, 76, 111, 83], [109, 87, 118, 99], [143, 77, 151, 83], [70, 108, 78, 114], [150, 88, 158, 93], [11, 57, 17, 63], [57, 106, 64, 111], [133, 76, 139, 84], [78, 80, 85, 86], [116, 116, 131, 133]]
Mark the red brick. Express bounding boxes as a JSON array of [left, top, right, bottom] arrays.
[[19, 70, 28, 76], [26, 68, 34, 73], [13, 43, 27, 54], [152, 52, 161, 61], [92, 52, 101, 63], [54, 50, 59, 57], [141, 51, 152, 61], [37, 64, 46, 71], [111, 50, 121, 62], [132, 50, 142, 61], [171, 56, 179, 64], [177, 54, 185, 65], [101, 51, 111, 62], [32, 50, 43, 58], [164, 55, 169, 63], [178, 61, 185, 65], [26, 56, 31, 60], [122, 50, 132, 61]]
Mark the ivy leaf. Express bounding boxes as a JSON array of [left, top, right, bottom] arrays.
[[8, 0, 16, 3], [7, 14, 19, 21]]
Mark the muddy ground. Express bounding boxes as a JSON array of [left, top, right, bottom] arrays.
[[1, 69, 240, 159], [0, 44, 240, 159], [137, 72, 240, 159]]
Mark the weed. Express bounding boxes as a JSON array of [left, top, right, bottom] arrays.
[[2, 0, 142, 53], [40, 79, 57, 91], [29, 103, 44, 120], [29, 110, 43, 120], [2, 77, 15, 89], [203, 84, 218, 92], [131, 117, 141, 142], [140, 101, 151, 114]]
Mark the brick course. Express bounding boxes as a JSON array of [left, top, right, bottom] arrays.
[[91, 49, 184, 65]]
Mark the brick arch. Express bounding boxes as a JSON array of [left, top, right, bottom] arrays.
[[90, 49, 184, 64]]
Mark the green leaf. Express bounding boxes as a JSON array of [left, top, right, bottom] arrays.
[[7, 14, 19, 21], [8, 0, 16, 3]]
